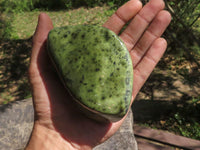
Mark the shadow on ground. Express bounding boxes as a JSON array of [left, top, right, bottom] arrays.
[[131, 65, 200, 122], [140, 60, 200, 101], [132, 98, 200, 139], [131, 65, 200, 139], [0, 38, 32, 104]]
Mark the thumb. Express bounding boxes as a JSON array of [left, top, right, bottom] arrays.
[[31, 13, 53, 64]]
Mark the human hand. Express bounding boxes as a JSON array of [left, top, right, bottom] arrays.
[[26, 0, 171, 149]]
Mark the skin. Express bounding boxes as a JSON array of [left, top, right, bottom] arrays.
[[26, 0, 171, 150]]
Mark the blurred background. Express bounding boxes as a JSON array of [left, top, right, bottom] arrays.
[[0, 0, 199, 140]]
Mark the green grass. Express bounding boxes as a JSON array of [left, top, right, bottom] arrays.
[[7, 6, 113, 39]]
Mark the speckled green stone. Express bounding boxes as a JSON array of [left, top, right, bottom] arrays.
[[47, 25, 133, 122]]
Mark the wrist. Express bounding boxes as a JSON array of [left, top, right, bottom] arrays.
[[26, 122, 76, 150]]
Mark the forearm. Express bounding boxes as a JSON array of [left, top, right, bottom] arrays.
[[26, 123, 77, 150]]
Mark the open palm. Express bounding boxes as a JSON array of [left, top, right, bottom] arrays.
[[27, 0, 171, 149]]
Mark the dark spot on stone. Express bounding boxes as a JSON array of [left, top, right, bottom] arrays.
[[110, 72, 114, 77], [109, 95, 112, 97], [95, 68, 100, 72], [88, 89, 93, 92], [83, 83, 87, 85], [117, 68, 120, 71], [121, 61, 126, 66], [126, 77, 130, 85], [71, 32, 78, 39], [93, 43, 97, 46], [124, 54, 129, 61], [92, 58, 97, 63], [126, 90, 130, 95], [99, 77, 102, 81], [63, 34, 68, 38], [102, 96, 105, 100], [91, 84, 95, 87], [81, 34, 85, 39], [82, 45, 86, 49], [95, 37, 100, 43], [124, 90, 131, 112], [117, 48, 122, 52], [80, 80, 83, 83], [52, 36, 56, 40], [113, 62, 116, 65], [88, 99, 96, 105], [104, 30, 110, 41]]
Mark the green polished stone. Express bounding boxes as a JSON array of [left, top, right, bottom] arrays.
[[47, 25, 133, 122]]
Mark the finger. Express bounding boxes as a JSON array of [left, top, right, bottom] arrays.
[[132, 38, 167, 98], [29, 13, 53, 83], [103, 0, 142, 34], [131, 10, 171, 67], [120, 0, 165, 50], [31, 13, 53, 64]]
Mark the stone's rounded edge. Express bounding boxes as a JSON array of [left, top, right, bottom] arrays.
[[75, 99, 125, 123], [104, 26, 134, 117], [0, 98, 34, 150]]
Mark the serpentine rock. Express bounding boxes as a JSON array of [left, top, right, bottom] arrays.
[[47, 25, 133, 122]]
